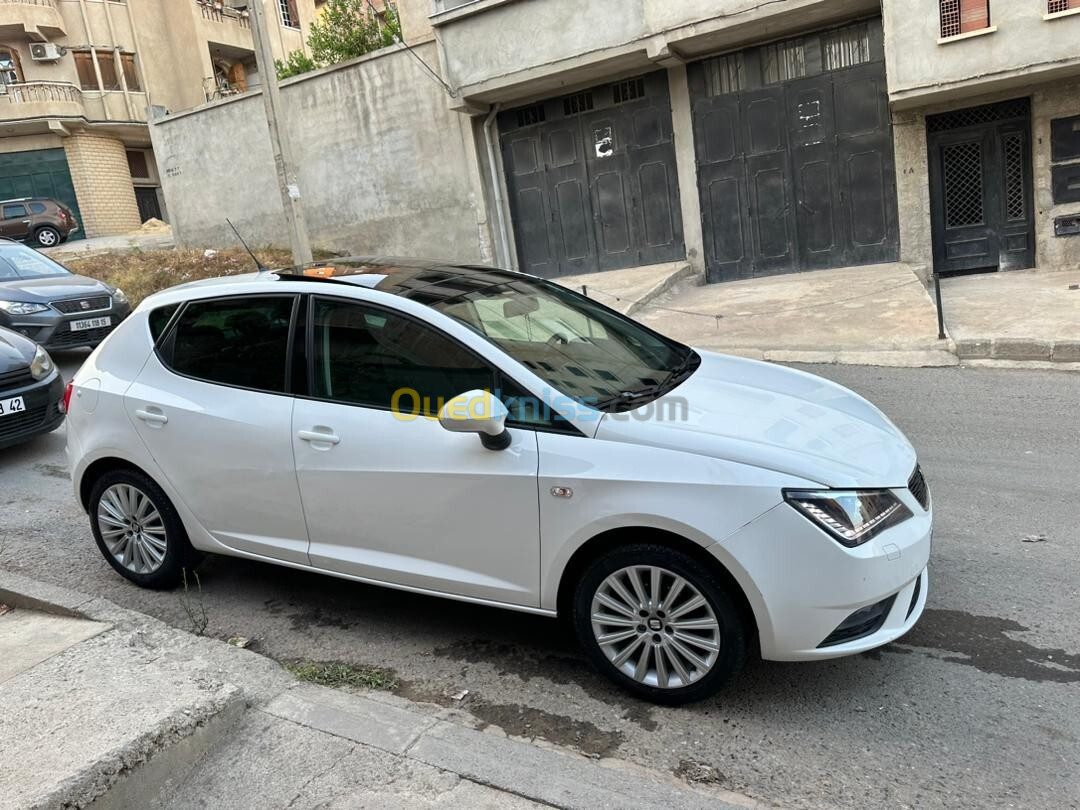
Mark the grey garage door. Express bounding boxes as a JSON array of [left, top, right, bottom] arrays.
[[0, 147, 84, 242], [688, 19, 899, 283], [498, 71, 685, 278]]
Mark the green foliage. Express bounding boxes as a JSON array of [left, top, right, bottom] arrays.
[[275, 49, 318, 80], [287, 660, 398, 691], [307, 0, 401, 67]]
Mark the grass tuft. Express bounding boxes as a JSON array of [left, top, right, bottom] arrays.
[[286, 660, 398, 691]]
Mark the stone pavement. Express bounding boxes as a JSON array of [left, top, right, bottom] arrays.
[[0, 570, 756, 810], [560, 260, 1080, 368]]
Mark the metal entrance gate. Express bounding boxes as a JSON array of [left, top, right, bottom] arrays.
[[498, 71, 685, 278], [688, 20, 899, 283], [927, 98, 1035, 274], [0, 148, 85, 242]]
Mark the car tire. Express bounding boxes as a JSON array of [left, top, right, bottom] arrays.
[[33, 226, 61, 248], [572, 543, 748, 705], [88, 469, 202, 589]]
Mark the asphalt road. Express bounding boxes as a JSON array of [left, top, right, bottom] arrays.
[[2, 355, 1078, 810]]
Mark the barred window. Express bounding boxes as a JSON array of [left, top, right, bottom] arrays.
[[1048, 0, 1079, 12], [702, 54, 746, 97], [822, 22, 871, 71], [762, 39, 807, 84], [940, 0, 990, 39]]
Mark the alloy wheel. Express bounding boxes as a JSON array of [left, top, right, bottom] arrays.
[[37, 229, 58, 247], [590, 565, 722, 689], [96, 484, 169, 574]]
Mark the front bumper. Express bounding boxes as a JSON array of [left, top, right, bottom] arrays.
[[710, 486, 932, 661], [2, 300, 131, 351], [0, 371, 65, 450]]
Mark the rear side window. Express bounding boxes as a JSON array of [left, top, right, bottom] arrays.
[[163, 297, 295, 393], [148, 304, 179, 342], [29, 203, 46, 215]]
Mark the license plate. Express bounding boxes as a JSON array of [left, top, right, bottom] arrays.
[[0, 396, 26, 417], [70, 316, 112, 332]]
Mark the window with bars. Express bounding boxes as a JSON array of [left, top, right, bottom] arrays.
[[762, 39, 807, 84], [940, 0, 990, 39], [513, 104, 545, 128], [612, 77, 645, 105], [702, 53, 745, 97], [563, 91, 594, 116], [1048, 0, 1079, 12], [279, 0, 300, 28], [822, 22, 871, 71]]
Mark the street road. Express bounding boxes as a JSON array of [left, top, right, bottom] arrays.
[[2, 355, 1078, 809]]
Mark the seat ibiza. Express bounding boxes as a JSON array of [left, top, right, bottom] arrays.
[[65, 260, 931, 704]]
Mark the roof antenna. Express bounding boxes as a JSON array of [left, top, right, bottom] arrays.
[[226, 218, 268, 272]]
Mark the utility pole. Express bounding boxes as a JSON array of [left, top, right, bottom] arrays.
[[248, 0, 313, 266]]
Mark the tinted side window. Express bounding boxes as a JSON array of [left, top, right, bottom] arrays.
[[312, 298, 494, 414], [148, 304, 179, 342], [168, 297, 294, 393], [29, 203, 46, 215], [2, 204, 27, 219]]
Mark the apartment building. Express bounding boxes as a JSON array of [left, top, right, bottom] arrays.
[[0, 0, 319, 240], [431, 0, 1079, 281]]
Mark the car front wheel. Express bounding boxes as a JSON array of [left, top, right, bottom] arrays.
[[33, 226, 61, 248], [88, 469, 201, 589], [572, 544, 748, 705]]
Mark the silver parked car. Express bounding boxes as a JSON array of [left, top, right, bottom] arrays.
[[0, 240, 130, 351]]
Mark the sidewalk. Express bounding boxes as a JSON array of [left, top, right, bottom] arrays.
[[560, 261, 1080, 368], [0, 570, 757, 810]]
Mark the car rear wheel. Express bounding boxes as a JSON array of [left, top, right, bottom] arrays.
[[33, 226, 61, 248], [572, 544, 747, 705], [89, 469, 201, 589]]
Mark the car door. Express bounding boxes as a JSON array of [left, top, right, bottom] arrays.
[[292, 295, 542, 607], [0, 204, 31, 240], [124, 294, 311, 564]]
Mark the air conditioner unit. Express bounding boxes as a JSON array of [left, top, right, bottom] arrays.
[[30, 43, 64, 62]]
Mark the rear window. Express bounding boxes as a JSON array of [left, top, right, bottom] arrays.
[[161, 296, 295, 394], [0, 244, 71, 279], [29, 203, 46, 215]]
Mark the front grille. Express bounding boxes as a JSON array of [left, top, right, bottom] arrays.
[[46, 324, 114, 348], [0, 366, 34, 392], [51, 295, 111, 314], [0, 401, 49, 442], [909, 465, 930, 511], [818, 595, 897, 648], [906, 573, 923, 620]]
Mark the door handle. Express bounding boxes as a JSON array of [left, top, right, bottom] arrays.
[[298, 428, 341, 446], [135, 408, 168, 426]]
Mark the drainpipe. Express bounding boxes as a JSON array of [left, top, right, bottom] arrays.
[[483, 103, 513, 270], [76, 0, 111, 120]]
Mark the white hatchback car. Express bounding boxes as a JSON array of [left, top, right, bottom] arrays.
[[65, 260, 931, 704]]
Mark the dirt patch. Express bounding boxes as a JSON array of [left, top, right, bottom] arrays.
[[674, 759, 727, 786], [34, 463, 69, 479], [468, 700, 625, 758]]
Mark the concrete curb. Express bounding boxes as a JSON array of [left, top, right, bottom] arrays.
[[624, 263, 701, 316], [955, 337, 1080, 363], [697, 347, 960, 368], [0, 570, 753, 810]]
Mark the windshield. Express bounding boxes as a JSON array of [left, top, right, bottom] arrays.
[[0, 244, 72, 280], [434, 276, 697, 410]]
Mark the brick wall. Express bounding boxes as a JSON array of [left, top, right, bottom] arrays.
[[63, 134, 141, 238]]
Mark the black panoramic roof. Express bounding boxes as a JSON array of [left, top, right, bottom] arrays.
[[272, 258, 529, 307]]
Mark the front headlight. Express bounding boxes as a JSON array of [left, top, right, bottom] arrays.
[[112, 288, 128, 304], [30, 345, 54, 381], [784, 490, 912, 547], [0, 301, 49, 316]]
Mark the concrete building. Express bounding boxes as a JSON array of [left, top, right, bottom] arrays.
[[0, 0, 319, 239], [151, 0, 1080, 288]]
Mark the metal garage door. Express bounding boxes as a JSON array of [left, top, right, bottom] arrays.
[[688, 20, 899, 283], [0, 148, 84, 242], [498, 71, 685, 278]]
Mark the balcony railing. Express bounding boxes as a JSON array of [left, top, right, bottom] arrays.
[[1, 81, 82, 105], [196, 0, 251, 28], [0, 0, 58, 8]]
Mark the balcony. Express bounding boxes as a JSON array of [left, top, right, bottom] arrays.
[[0, 81, 84, 120], [0, 0, 66, 41], [196, 0, 251, 29]]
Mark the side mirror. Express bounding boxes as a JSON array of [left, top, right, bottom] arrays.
[[438, 389, 512, 451]]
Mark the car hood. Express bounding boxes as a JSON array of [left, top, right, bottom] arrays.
[[594, 351, 917, 489], [0, 326, 35, 370], [0, 274, 109, 302]]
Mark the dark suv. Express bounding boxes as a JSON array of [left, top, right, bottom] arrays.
[[0, 198, 80, 248]]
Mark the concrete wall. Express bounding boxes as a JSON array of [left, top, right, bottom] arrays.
[[891, 81, 1080, 272], [150, 42, 493, 262], [883, 0, 1080, 108]]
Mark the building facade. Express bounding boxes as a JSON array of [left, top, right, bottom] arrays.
[[0, 0, 319, 239], [431, 0, 1080, 282]]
